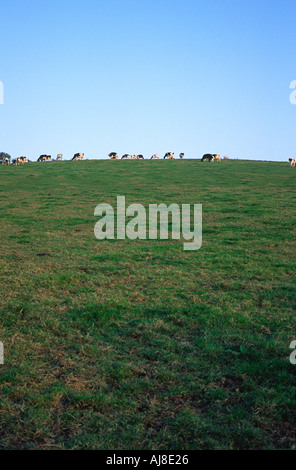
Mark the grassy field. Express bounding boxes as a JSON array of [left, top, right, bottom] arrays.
[[0, 159, 295, 450]]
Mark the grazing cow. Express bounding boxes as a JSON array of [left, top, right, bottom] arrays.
[[164, 152, 174, 159], [137, 154, 144, 160], [179, 153, 185, 159], [109, 152, 118, 160], [38, 155, 51, 162], [289, 158, 296, 167], [57, 154, 63, 160], [201, 154, 213, 162], [131, 155, 138, 159], [121, 154, 130, 159], [72, 153, 84, 161], [151, 154, 159, 159], [12, 157, 23, 166], [201, 153, 220, 162], [15, 157, 26, 165], [2, 157, 10, 165]]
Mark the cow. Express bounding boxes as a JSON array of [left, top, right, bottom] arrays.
[[38, 155, 51, 162], [289, 158, 296, 167], [2, 157, 10, 165], [109, 152, 118, 160], [164, 152, 174, 159], [121, 154, 130, 159], [224, 156, 229, 160], [13, 157, 27, 165], [201, 154, 213, 162], [12, 157, 23, 166], [179, 153, 185, 159], [131, 155, 138, 159], [72, 153, 84, 161], [201, 153, 220, 162], [151, 154, 159, 159], [57, 154, 63, 160], [137, 154, 144, 160]]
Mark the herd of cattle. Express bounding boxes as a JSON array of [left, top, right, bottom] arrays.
[[108, 152, 227, 161], [109, 152, 184, 160], [2, 153, 294, 166], [1, 152, 230, 165], [2, 152, 296, 168], [1, 153, 85, 165]]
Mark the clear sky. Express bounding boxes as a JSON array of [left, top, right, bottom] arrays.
[[0, 0, 295, 161]]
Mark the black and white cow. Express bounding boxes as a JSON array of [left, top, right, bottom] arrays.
[[109, 152, 118, 160], [164, 152, 174, 159], [72, 153, 84, 161], [201, 154, 214, 162], [38, 155, 52, 162]]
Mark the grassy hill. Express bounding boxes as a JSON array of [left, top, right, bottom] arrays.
[[0, 159, 295, 450]]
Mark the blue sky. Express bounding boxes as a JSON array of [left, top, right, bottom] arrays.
[[0, 0, 295, 161]]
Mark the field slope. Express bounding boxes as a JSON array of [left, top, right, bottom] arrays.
[[0, 159, 295, 450]]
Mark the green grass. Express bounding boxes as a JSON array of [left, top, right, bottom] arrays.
[[0, 159, 295, 450]]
